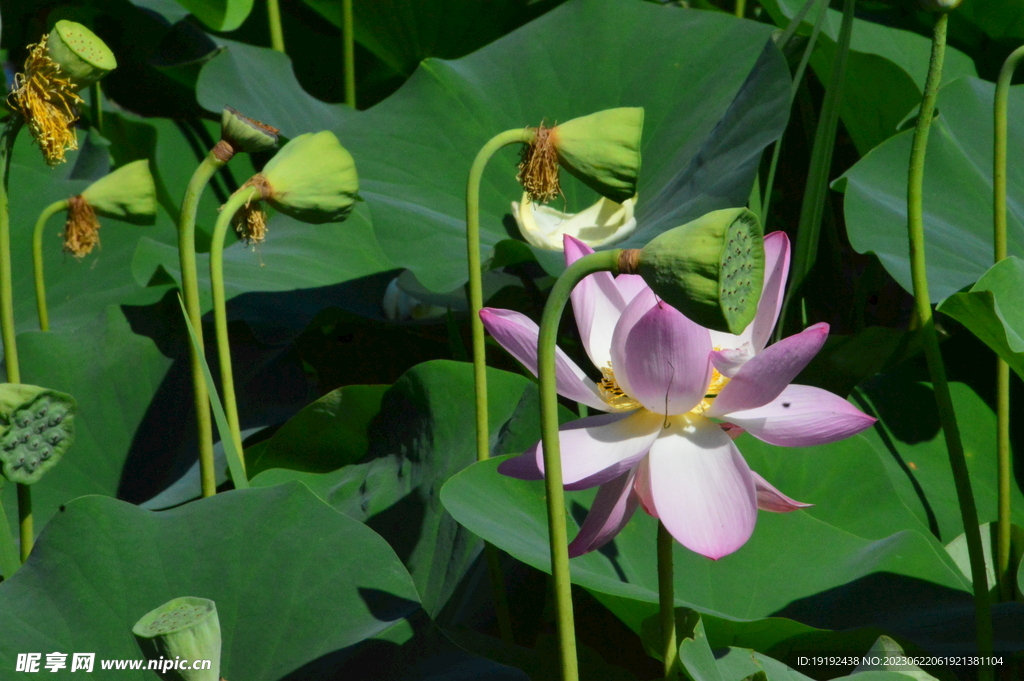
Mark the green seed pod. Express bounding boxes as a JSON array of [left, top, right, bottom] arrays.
[[45, 20, 116, 91], [553, 108, 643, 204], [133, 597, 221, 681], [81, 160, 157, 224], [635, 207, 765, 334], [260, 130, 360, 223], [0, 384, 76, 485], [220, 106, 279, 154]]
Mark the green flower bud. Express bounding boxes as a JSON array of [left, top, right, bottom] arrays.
[[632, 207, 765, 334], [554, 108, 643, 204], [133, 597, 221, 681], [259, 130, 360, 223], [0, 384, 76, 485], [45, 20, 116, 91], [81, 160, 157, 224], [220, 106, 279, 154]]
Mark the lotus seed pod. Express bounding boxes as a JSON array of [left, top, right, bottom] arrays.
[[635, 207, 765, 334], [45, 21, 116, 91], [0, 384, 76, 485], [260, 131, 359, 223], [220, 106, 279, 154], [133, 597, 221, 681], [81, 160, 157, 224], [552, 108, 643, 204]]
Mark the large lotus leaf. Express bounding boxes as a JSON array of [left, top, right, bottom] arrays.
[[838, 76, 1024, 301], [761, 0, 975, 154], [441, 454, 967, 624], [938, 257, 1024, 382], [955, 0, 1024, 41], [169, 0, 252, 31], [303, 0, 565, 76], [196, 0, 791, 293], [0, 483, 420, 680], [250, 360, 565, 617], [0, 305, 172, 567]]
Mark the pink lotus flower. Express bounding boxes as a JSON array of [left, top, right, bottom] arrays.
[[481, 234, 875, 560]]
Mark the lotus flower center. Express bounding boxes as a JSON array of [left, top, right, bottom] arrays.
[[693, 349, 731, 415], [598, 363, 641, 411]]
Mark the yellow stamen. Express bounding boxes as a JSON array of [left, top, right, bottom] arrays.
[[233, 202, 268, 246], [516, 124, 562, 204], [598, 363, 641, 411], [63, 195, 100, 258], [9, 36, 83, 167]]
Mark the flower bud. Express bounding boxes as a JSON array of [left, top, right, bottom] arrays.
[[220, 106, 279, 154], [512, 192, 636, 250], [45, 20, 116, 91], [633, 207, 765, 334], [553, 108, 643, 204], [81, 160, 157, 224], [133, 597, 221, 681], [0, 384, 76, 485], [260, 131, 360, 223]]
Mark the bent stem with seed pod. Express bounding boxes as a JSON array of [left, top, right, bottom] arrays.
[[992, 44, 1024, 601], [209, 185, 263, 468], [907, 12, 993, 673]]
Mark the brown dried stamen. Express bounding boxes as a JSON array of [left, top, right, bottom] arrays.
[[63, 195, 100, 258], [9, 37, 83, 167], [517, 124, 561, 204]]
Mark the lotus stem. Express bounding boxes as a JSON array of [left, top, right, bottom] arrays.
[[735, 0, 746, 18], [267, 0, 285, 53], [343, 0, 356, 108], [993, 44, 1024, 602], [466, 126, 535, 644], [538, 248, 621, 681], [908, 13, 993, 674], [180, 149, 231, 498], [658, 521, 679, 680], [31, 199, 69, 332], [210, 186, 261, 474]]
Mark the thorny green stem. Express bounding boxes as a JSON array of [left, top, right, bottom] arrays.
[[658, 521, 679, 680], [267, 0, 285, 53], [343, 0, 356, 108], [908, 13, 993, 674], [180, 150, 229, 498], [466, 127, 534, 645], [993, 44, 1024, 601], [539, 249, 621, 681], [31, 199, 69, 332], [210, 186, 261, 474]]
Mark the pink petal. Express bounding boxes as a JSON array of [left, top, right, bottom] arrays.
[[615, 273, 649, 303], [633, 456, 657, 518], [564, 235, 626, 369], [753, 471, 812, 512], [719, 422, 746, 440], [708, 322, 829, 417], [480, 308, 608, 411], [609, 288, 659, 400], [724, 384, 876, 447], [750, 232, 791, 352], [646, 415, 757, 560], [568, 470, 640, 557], [710, 344, 753, 378], [531, 409, 662, 490], [497, 450, 544, 480], [622, 301, 712, 415]]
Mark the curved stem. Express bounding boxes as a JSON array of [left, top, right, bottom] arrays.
[[210, 187, 261, 474], [658, 521, 679, 680], [180, 152, 229, 498], [267, 0, 285, 53], [908, 14, 993, 673], [466, 127, 534, 644], [31, 199, 69, 332], [343, 0, 356, 108], [538, 248, 621, 681], [993, 44, 1024, 601]]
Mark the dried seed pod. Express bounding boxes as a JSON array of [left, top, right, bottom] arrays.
[[220, 106, 279, 154]]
